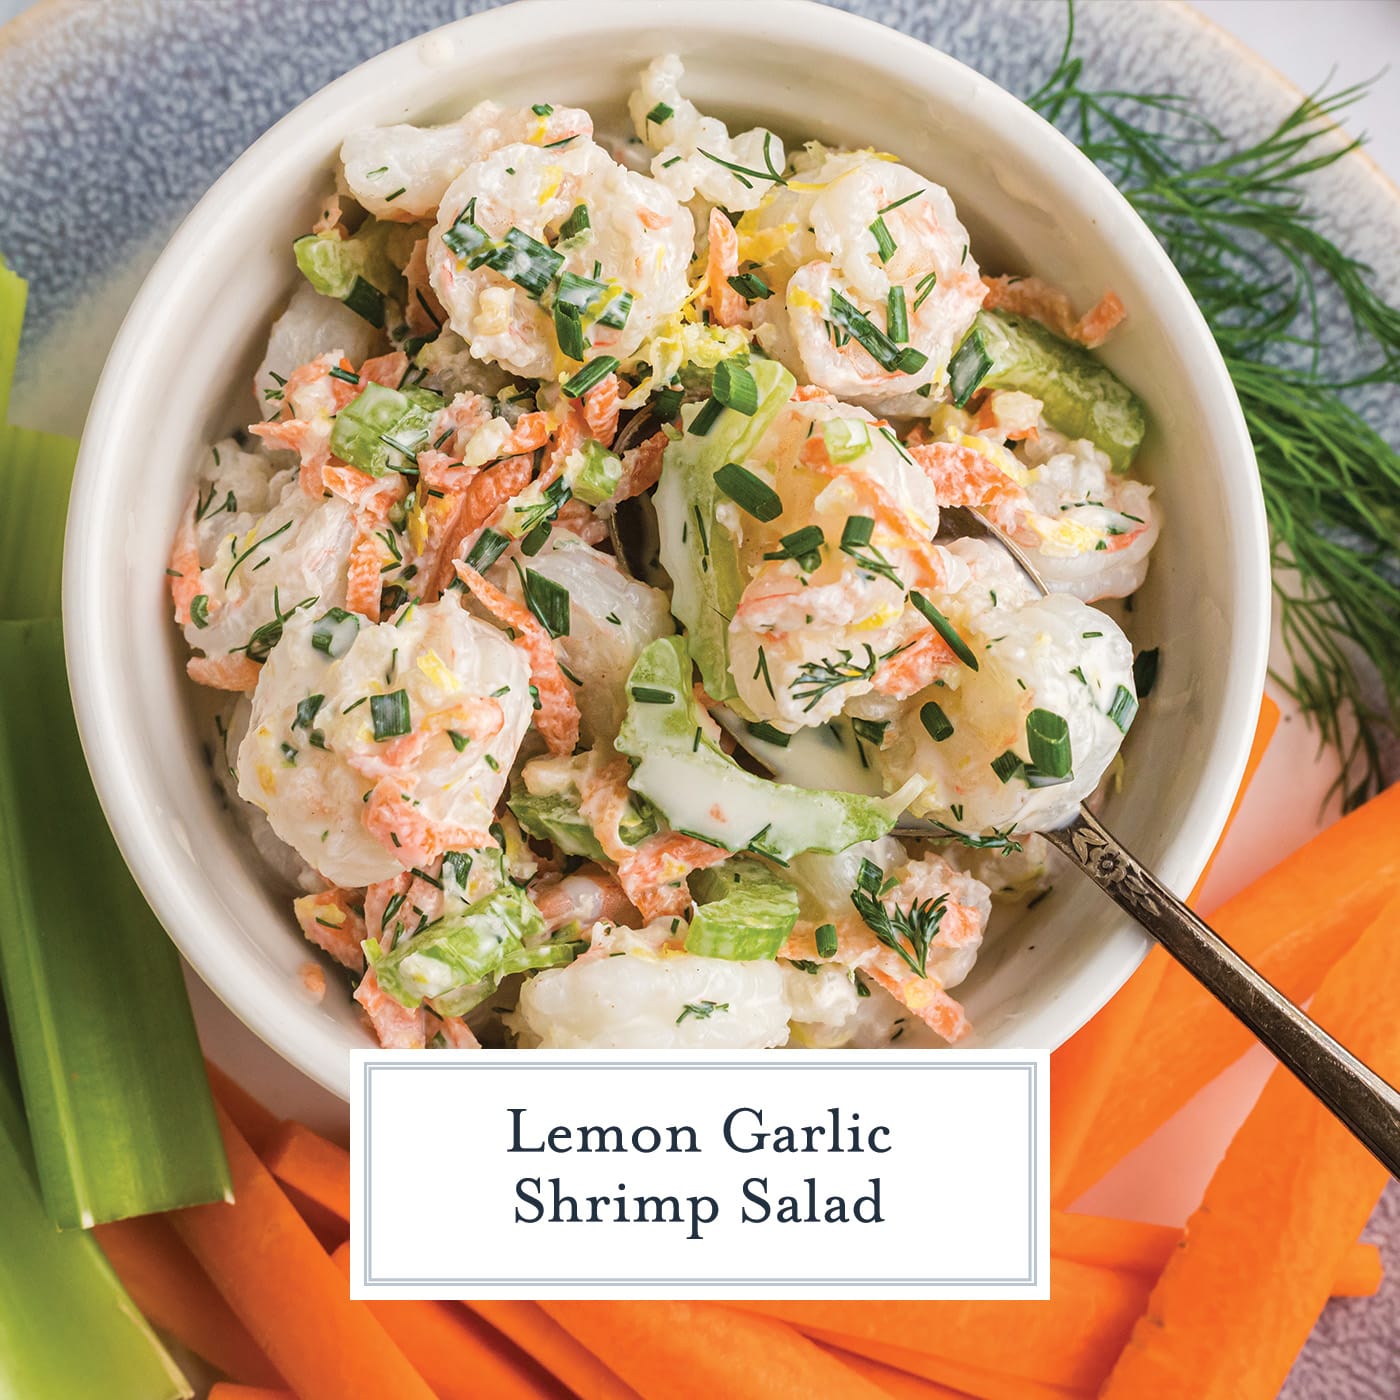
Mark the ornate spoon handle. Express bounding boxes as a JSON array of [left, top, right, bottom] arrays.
[[1043, 805, 1400, 1179]]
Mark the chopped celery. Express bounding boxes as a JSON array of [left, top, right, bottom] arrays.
[[293, 219, 417, 328], [688, 858, 799, 960], [0, 1064, 191, 1397], [0, 622, 230, 1228], [571, 438, 624, 506], [616, 636, 904, 862], [509, 784, 655, 861], [329, 381, 444, 477], [954, 309, 1147, 470], [368, 884, 574, 1012], [654, 356, 796, 698]]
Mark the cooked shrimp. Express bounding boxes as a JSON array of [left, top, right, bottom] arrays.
[[530, 867, 637, 933], [341, 99, 594, 221], [427, 140, 693, 380], [628, 54, 786, 214], [237, 599, 532, 887]]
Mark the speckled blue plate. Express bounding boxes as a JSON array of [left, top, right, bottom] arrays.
[[1, 1, 1395, 1389]]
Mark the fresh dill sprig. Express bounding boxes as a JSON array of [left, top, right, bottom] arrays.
[[850, 859, 949, 978], [1030, 3, 1400, 807], [790, 643, 880, 712]]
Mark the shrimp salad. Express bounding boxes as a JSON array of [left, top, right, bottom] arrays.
[[171, 59, 1159, 1052]]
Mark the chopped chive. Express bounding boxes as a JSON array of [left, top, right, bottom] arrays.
[[887, 285, 909, 342], [828, 288, 926, 375], [531, 102, 553, 116], [561, 355, 620, 398], [558, 202, 590, 242], [920, 700, 954, 741], [384, 186, 406, 202], [688, 396, 725, 435], [840, 515, 875, 549], [878, 187, 925, 214], [189, 594, 210, 629], [1070, 665, 1087, 684], [815, 923, 839, 958], [1026, 708, 1072, 778], [753, 645, 775, 698], [948, 327, 994, 407], [464, 527, 510, 572], [483, 226, 564, 298], [652, 382, 684, 421], [745, 719, 791, 747], [991, 749, 1024, 784], [764, 524, 824, 572], [484, 753, 500, 772], [646, 102, 674, 125], [293, 694, 325, 732], [365, 165, 389, 177], [310, 606, 360, 658], [711, 359, 759, 415], [630, 686, 675, 705], [448, 730, 469, 753], [714, 462, 782, 521], [909, 592, 980, 670], [516, 563, 571, 638], [1106, 684, 1139, 734], [328, 365, 360, 385], [912, 269, 938, 311], [727, 270, 772, 301], [695, 132, 786, 189], [369, 690, 412, 741], [869, 215, 896, 262], [553, 299, 586, 360], [1082, 631, 1104, 639], [851, 717, 889, 746]]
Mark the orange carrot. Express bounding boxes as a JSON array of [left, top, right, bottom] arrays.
[[94, 1214, 283, 1388], [816, 1343, 974, 1399], [725, 1258, 1145, 1393], [207, 1388, 295, 1400], [1056, 776, 1400, 1202], [262, 1120, 350, 1222], [329, 1244, 564, 1400], [542, 1301, 891, 1400], [1101, 889, 1400, 1399], [204, 1061, 279, 1153], [467, 1301, 644, 1400], [171, 1104, 434, 1400], [1050, 694, 1279, 1203]]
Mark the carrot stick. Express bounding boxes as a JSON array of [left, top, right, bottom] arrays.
[[93, 1214, 283, 1388], [1049, 694, 1278, 1202], [207, 1389, 295, 1400], [1056, 777, 1400, 1202], [328, 1244, 564, 1400], [1050, 1209, 1381, 1294], [541, 1301, 891, 1400], [263, 1120, 350, 1222], [724, 1258, 1145, 1393], [815, 1343, 975, 1399], [204, 1060, 280, 1153], [171, 1104, 435, 1400], [1101, 889, 1400, 1399], [466, 1301, 643, 1400]]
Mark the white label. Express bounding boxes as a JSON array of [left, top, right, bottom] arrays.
[[350, 1049, 1047, 1300]]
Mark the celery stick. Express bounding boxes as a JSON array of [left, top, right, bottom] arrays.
[[0, 423, 76, 620], [0, 621, 231, 1227], [688, 858, 799, 960], [0, 1062, 191, 1397]]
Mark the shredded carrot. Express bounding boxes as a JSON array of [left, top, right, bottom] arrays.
[[466, 1301, 643, 1400], [329, 1245, 562, 1400], [1050, 693, 1279, 1203], [94, 1215, 284, 1389], [354, 964, 428, 1050], [617, 429, 667, 500], [426, 453, 534, 599], [980, 275, 1126, 348], [292, 888, 366, 972], [870, 628, 955, 699], [706, 209, 746, 327], [345, 521, 387, 622], [540, 398, 587, 487], [498, 411, 553, 456], [454, 562, 580, 757], [542, 1301, 891, 1400], [168, 493, 203, 625], [1056, 776, 1400, 1203], [171, 1104, 435, 1400], [582, 372, 622, 445], [615, 831, 730, 920], [1101, 888, 1400, 1400]]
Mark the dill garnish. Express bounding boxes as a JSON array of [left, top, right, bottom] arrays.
[[1030, 4, 1400, 806]]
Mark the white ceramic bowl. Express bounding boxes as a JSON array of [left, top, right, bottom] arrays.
[[64, 0, 1269, 1098]]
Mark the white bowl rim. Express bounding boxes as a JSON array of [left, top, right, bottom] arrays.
[[63, 0, 1271, 1098]]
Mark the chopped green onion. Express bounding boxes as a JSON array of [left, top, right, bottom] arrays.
[[370, 689, 412, 740], [310, 606, 360, 659], [448, 730, 469, 753], [652, 382, 684, 421], [532, 102, 553, 116], [821, 418, 872, 463], [764, 524, 824, 572], [1106, 684, 1139, 734], [991, 749, 1025, 784], [189, 594, 210, 628], [558, 203, 591, 244], [464, 527, 511, 572], [745, 719, 791, 747], [561, 355, 620, 398], [920, 700, 954, 741], [293, 694, 325, 731], [517, 564, 571, 638], [948, 327, 994, 407], [711, 359, 759, 415], [713, 462, 782, 522], [646, 102, 674, 125], [909, 592, 980, 670], [687, 396, 725, 435], [484, 226, 564, 298], [887, 285, 909, 342], [815, 923, 839, 958], [1026, 708, 1073, 778], [629, 686, 675, 705], [840, 515, 875, 549], [553, 299, 586, 360], [727, 271, 772, 301], [829, 288, 927, 375], [869, 215, 896, 262]]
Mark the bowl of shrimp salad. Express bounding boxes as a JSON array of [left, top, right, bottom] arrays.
[[65, 0, 1268, 1094]]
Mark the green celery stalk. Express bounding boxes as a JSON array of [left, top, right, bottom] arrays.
[[0, 621, 231, 1227], [0, 1058, 191, 1397]]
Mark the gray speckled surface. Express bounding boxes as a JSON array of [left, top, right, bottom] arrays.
[[0, 0, 1395, 1390]]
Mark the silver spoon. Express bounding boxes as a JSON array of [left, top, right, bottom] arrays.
[[697, 498, 1400, 1178]]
